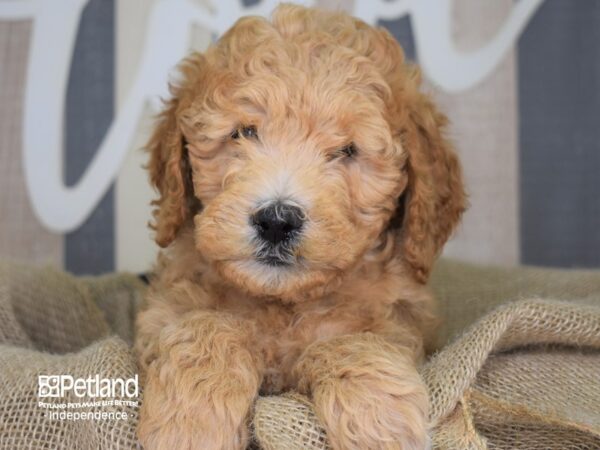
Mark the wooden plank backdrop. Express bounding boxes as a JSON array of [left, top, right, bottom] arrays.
[[0, 0, 598, 274]]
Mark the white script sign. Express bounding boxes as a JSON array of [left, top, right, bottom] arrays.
[[0, 0, 543, 232]]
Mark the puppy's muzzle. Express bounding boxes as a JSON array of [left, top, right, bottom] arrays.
[[252, 202, 304, 245]]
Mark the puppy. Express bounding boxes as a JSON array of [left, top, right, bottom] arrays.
[[135, 4, 465, 450]]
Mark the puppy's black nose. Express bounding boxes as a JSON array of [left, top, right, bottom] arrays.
[[252, 203, 304, 245]]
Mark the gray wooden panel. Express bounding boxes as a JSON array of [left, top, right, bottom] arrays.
[[65, 0, 115, 274], [379, 16, 416, 61], [519, 0, 600, 267]]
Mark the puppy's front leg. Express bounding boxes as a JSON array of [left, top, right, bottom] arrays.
[[294, 333, 428, 450], [138, 311, 263, 450]]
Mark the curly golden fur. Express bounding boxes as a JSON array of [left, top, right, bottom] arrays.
[[135, 5, 466, 449]]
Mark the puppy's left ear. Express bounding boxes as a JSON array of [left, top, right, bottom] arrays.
[[397, 70, 467, 283], [346, 25, 465, 282]]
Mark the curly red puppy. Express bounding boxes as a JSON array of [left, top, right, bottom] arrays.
[[135, 4, 465, 449]]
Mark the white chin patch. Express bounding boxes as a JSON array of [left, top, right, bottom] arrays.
[[233, 259, 297, 286]]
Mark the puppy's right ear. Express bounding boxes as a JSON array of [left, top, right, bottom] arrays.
[[147, 55, 204, 247]]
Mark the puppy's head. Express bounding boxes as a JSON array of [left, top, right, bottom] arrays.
[[148, 5, 466, 300]]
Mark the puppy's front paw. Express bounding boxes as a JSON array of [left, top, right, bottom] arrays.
[[295, 334, 429, 450], [137, 311, 262, 450], [312, 374, 428, 450], [138, 373, 252, 450]]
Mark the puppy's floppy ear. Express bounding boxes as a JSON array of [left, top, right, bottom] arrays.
[[397, 70, 467, 283], [308, 18, 465, 282], [147, 55, 204, 248]]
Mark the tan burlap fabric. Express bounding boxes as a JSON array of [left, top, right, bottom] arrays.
[[0, 260, 599, 449], [0, 262, 145, 449]]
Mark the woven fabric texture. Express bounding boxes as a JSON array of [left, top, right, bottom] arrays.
[[0, 262, 144, 449], [0, 260, 598, 449]]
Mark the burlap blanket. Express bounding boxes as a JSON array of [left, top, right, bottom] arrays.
[[0, 260, 599, 449]]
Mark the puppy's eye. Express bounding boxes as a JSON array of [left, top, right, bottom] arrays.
[[338, 143, 358, 158], [231, 125, 258, 140]]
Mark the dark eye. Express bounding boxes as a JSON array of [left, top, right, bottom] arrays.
[[339, 143, 357, 158], [231, 125, 258, 140]]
